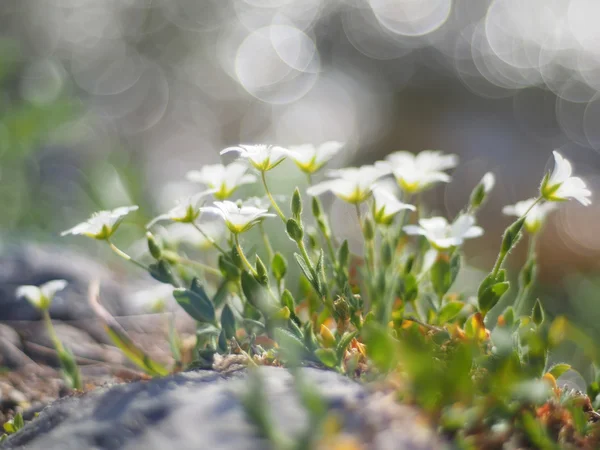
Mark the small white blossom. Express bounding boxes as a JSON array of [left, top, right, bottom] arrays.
[[541, 151, 591, 206], [502, 198, 557, 234], [186, 162, 256, 200], [480, 172, 495, 194], [147, 190, 216, 228], [201, 200, 276, 234], [221, 144, 294, 172], [371, 185, 415, 225], [404, 214, 483, 250], [287, 141, 344, 174], [61, 206, 138, 240], [383, 150, 458, 193], [306, 164, 389, 204], [16, 280, 68, 311]]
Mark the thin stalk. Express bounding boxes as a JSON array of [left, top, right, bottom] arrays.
[[259, 223, 274, 262], [261, 171, 286, 222], [514, 232, 539, 314], [235, 234, 258, 277], [163, 252, 222, 277], [192, 222, 227, 254], [355, 204, 374, 275], [491, 196, 543, 277], [42, 309, 65, 353], [107, 239, 150, 271]]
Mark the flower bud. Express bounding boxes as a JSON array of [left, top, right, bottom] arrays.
[[381, 241, 393, 266], [307, 228, 319, 250], [311, 196, 323, 218], [286, 218, 304, 242], [255, 255, 269, 285], [291, 187, 303, 219], [146, 232, 162, 260], [271, 252, 287, 282], [469, 172, 495, 210], [501, 217, 526, 255], [338, 240, 349, 270]]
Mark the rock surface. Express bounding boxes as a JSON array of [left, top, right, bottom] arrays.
[[1, 366, 447, 450]]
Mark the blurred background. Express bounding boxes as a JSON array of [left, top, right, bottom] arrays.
[[1, 0, 600, 366]]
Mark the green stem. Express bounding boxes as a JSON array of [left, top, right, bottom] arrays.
[[514, 232, 539, 314], [355, 204, 374, 274], [491, 196, 543, 277], [235, 234, 258, 277], [261, 171, 286, 222], [107, 239, 150, 271], [192, 222, 227, 254], [259, 223, 274, 262], [42, 309, 65, 353], [163, 251, 222, 277]]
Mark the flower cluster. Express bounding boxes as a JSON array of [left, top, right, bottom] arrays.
[[55, 146, 593, 439]]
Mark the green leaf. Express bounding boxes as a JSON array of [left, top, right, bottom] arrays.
[[219, 254, 240, 281], [294, 252, 314, 284], [217, 329, 228, 353], [430, 256, 451, 299], [280, 289, 296, 313], [242, 319, 266, 334], [336, 331, 358, 361], [241, 270, 277, 316], [271, 252, 287, 281], [148, 260, 176, 285], [274, 327, 309, 364], [57, 347, 82, 390], [173, 288, 216, 323], [314, 250, 326, 295], [437, 301, 465, 324], [532, 298, 544, 326], [13, 413, 23, 431], [478, 281, 510, 316], [315, 348, 338, 368], [221, 304, 236, 339], [212, 280, 230, 309], [400, 273, 418, 304], [286, 218, 304, 242], [362, 324, 398, 372], [105, 325, 169, 377], [547, 363, 571, 380]]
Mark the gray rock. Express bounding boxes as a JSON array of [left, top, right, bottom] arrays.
[[0, 324, 31, 369], [0, 243, 131, 321], [0, 367, 447, 450]]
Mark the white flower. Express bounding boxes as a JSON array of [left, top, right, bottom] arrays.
[[502, 198, 557, 234], [221, 144, 294, 172], [384, 150, 458, 193], [287, 141, 344, 174], [186, 162, 257, 200], [306, 163, 389, 204], [61, 206, 138, 240], [16, 279, 68, 311], [371, 185, 415, 225], [541, 151, 591, 206], [201, 200, 276, 234], [404, 214, 483, 250], [146, 190, 216, 228], [481, 172, 495, 194]]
